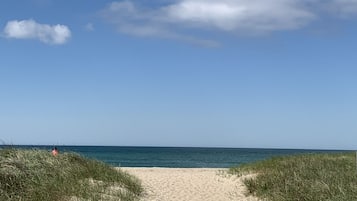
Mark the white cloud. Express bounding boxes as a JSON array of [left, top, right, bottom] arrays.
[[3, 19, 71, 45], [101, 0, 357, 45], [101, 1, 219, 46], [162, 0, 315, 32]]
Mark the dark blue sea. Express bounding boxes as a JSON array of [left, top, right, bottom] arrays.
[[2, 146, 345, 168]]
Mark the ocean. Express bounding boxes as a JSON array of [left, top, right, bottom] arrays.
[[2, 145, 345, 168]]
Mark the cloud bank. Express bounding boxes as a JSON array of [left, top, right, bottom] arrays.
[[101, 0, 357, 45], [3, 19, 71, 45]]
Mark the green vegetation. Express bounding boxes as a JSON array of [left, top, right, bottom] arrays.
[[0, 148, 142, 201], [230, 152, 357, 201]]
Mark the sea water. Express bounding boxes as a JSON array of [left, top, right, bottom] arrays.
[[3, 145, 344, 168]]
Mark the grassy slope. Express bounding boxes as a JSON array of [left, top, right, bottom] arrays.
[[0, 148, 142, 201], [230, 152, 357, 201]]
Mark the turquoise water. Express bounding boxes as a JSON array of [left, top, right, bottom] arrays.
[[4, 146, 344, 168]]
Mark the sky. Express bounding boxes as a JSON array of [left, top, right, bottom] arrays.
[[0, 0, 356, 149]]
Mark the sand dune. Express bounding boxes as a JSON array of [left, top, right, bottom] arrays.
[[121, 168, 258, 201]]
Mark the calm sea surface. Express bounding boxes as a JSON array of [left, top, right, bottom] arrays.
[[3, 146, 345, 168]]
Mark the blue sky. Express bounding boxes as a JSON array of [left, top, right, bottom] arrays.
[[1, 0, 356, 149]]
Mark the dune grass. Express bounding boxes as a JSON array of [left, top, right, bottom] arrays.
[[0, 148, 142, 201], [230, 152, 357, 201]]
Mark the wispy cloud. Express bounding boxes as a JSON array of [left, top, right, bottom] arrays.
[[3, 19, 71, 45], [85, 23, 95, 31], [101, 0, 357, 45], [327, 0, 357, 17]]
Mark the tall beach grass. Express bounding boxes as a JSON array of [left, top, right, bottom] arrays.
[[0, 148, 142, 201], [230, 152, 357, 201]]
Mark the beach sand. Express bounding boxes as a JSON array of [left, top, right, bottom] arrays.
[[121, 167, 258, 201]]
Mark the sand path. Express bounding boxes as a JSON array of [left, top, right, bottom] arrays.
[[121, 168, 258, 201]]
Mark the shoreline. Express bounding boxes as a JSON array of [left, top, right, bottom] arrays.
[[120, 167, 258, 201]]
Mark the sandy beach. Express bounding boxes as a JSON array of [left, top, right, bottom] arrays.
[[121, 167, 258, 201]]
